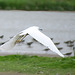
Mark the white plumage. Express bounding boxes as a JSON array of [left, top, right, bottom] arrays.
[[0, 26, 64, 57]]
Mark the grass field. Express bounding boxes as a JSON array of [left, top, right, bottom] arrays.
[[0, 0, 75, 11], [0, 55, 75, 75]]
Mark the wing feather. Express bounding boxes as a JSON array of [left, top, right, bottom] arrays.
[[0, 34, 27, 50], [27, 28, 64, 57]]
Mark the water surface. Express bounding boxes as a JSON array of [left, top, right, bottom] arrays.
[[0, 11, 75, 56]]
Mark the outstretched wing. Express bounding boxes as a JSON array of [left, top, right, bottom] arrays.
[[0, 34, 27, 50], [21, 26, 64, 57], [0, 27, 30, 51]]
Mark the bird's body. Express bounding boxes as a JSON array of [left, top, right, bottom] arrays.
[[64, 52, 72, 56], [67, 44, 74, 47], [0, 26, 64, 57], [54, 42, 60, 45], [27, 42, 33, 47], [64, 40, 74, 44], [0, 35, 4, 39], [44, 48, 50, 51], [57, 47, 63, 50]]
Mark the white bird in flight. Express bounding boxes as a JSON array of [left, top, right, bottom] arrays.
[[0, 26, 64, 57]]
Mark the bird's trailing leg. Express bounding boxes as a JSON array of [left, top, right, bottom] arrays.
[[16, 33, 28, 43]]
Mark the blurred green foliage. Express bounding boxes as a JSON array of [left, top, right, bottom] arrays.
[[0, 0, 75, 11]]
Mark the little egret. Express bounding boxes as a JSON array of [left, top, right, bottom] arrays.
[[0, 26, 64, 57]]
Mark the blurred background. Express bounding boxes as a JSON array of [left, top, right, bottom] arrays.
[[0, 0, 75, 57], [0, 0, 75, 11]]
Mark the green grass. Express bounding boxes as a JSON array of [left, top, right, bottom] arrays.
[[0, 55, 75, 75], [0, 0, 75, 11]]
